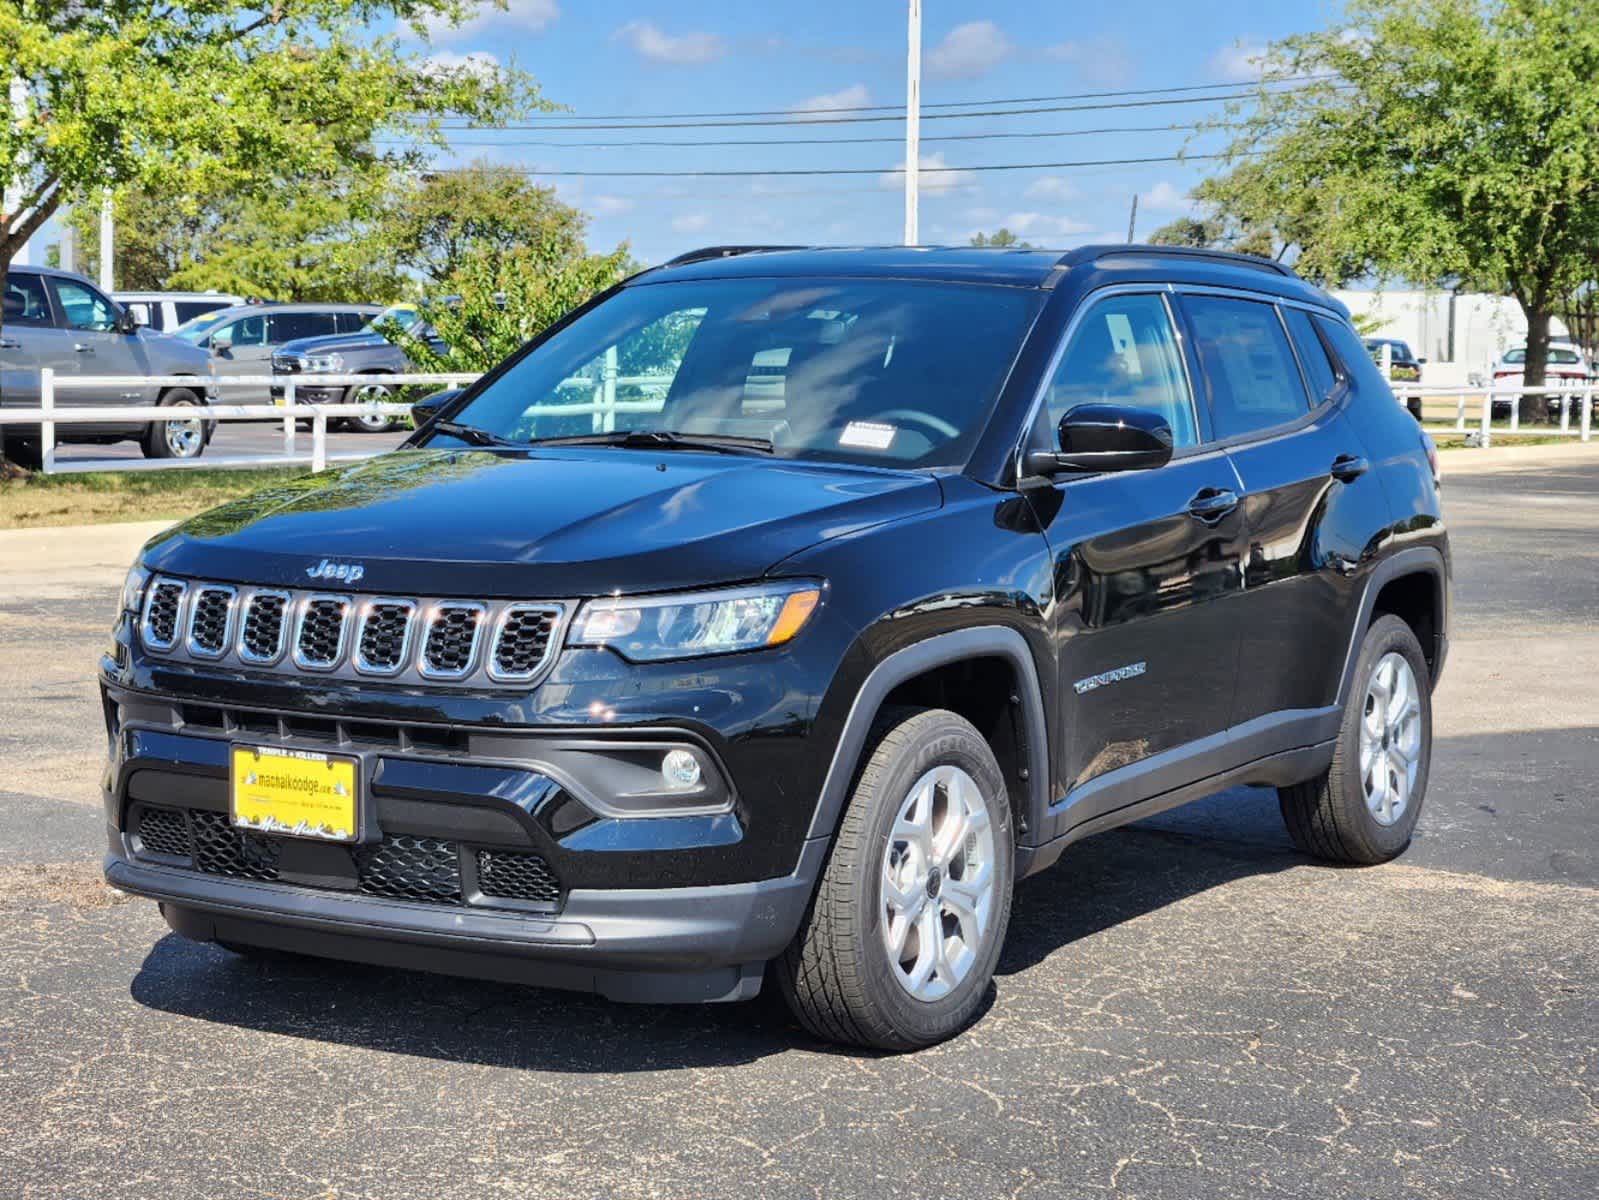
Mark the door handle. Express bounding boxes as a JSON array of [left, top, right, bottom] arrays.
[[1187, 487, 1239, 521], [73, 342, 95, 354], [1330, 454, 1369, 483], [0, 337, 20, 350]]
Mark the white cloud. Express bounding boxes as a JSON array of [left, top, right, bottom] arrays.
[[1042, 38, 1133, 88], [420, 0, 559, 43], [421, 49, 501, 81], [927, 21, 1013, 81], [999, 212, 1094, 240], [614, 21, 726, 66], [1139, 180, 1188, 211], [879, 152, 976, 195], [1024, 176, 1078, 203], [671, 212, 711, 234], [791, 83, 870, 118], [1207, 36, 1271, 82], [591, 195, 633, 217]]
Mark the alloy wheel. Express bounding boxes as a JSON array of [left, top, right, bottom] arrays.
[[1359, 651, 1422, 826]]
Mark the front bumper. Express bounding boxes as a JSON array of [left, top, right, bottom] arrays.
[[270, 380, 345, 404]]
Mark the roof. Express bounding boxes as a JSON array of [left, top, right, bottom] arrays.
[[111, 290, 243, 300], [185, 301, 385, 321], [639, 243, 1342, 311]]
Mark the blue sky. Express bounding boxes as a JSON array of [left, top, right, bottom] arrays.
[[403, 1, 1345, 265]]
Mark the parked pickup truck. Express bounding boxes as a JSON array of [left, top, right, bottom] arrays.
[[270, 303, 446, 432]]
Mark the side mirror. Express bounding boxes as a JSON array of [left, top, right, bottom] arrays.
[[1024, 404, 1174, 477], [211, 332, 232, 352], [412, 387, 460, 427], [1417, 357, 1428, 365], [116, 307, 145, 334]]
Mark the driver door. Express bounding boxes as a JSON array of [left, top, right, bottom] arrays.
[[1025, 291, 1248, 839], [47, 277, 143, 417]]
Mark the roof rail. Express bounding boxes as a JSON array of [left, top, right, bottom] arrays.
[[1059, 243, 1297, 278], [663, 245, 806, 267]]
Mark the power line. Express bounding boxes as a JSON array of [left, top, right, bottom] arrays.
[[489, 151, 1235, 179], [427, 90, 1276, 133]]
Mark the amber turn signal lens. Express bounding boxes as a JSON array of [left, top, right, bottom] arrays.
[[765, 588, 820, 646]]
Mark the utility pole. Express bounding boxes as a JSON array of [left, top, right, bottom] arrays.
[[58, 214, 76, 272], [1126, 193, 1139, 244], [904, 0, 921, 246], [99, 190, 113, 292]]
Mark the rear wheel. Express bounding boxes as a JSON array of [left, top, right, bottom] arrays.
[[777, 707, 1014, 1051], [141, 389, 207, 460], [1279, 614, 1432, 864], [1, 435, 42, 471]]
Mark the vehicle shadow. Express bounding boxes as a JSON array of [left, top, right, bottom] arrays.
[[129, 788, 1311, 1069]]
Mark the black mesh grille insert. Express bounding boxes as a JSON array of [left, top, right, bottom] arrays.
[[240, 593, 288, 662], [190, 810, 282, 881], [422, 605, 482, 676], [133, 806, 191, 858], [491, 607, 558, 679], [357, 602, 413, 672], [356, 835, 462, 902], [296, 598, 349, 668], [143, 581, 184, 648], [188, 588, 233, 655], [477, 849, 561, 905]]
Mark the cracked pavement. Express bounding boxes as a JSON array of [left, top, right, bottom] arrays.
[[0, 460, 1596, 1199]]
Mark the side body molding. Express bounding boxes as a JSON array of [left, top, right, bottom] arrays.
[[803, 626, 1052, 848]]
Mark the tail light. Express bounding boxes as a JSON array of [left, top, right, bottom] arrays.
[[1422, 431, 1439, 482]]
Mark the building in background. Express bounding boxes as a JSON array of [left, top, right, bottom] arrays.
[[1332, 290, 1573, 386]]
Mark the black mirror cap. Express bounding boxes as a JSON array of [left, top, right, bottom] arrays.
[[412, 387, 460, 427], [1026, 404, 1174, 477]]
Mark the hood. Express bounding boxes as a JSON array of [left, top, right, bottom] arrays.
[[142, 448, 943, 597], [273, 331, 391, 358], [137, 329, 212, 368]]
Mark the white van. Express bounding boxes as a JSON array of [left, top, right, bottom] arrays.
[[111, 291, 245, 334]]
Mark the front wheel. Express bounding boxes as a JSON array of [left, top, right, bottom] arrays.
[[1279, 614, 1432, 864], [141, 389, 207, 460], [777, 707, 1014, 1051], [341, 380, 395, 432]]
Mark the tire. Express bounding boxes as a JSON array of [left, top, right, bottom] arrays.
[[141, 389, 207, 460], [1279, 614, 1432, 864], [342, 380, 395, 432], [777, 707, 1015, 1051], [2, 436, 42, 471]]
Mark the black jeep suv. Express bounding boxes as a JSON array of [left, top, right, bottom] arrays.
[[101, 246, 1448, 1050]]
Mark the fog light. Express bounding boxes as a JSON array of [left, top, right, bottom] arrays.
[[661, 749, 702, 790]]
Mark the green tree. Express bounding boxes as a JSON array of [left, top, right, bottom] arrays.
[[969, 228, 1034, 248], [0, 0, 543, 296], [1206, 0, 1599, 418], [384, 162, 588, 287], [62, 186, 220, 292], [1147, 216, 1221, 248]]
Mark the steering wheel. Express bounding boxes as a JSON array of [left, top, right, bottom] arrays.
[[867, 409, 961, 441]]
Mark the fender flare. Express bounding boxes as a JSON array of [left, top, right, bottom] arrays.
[[802, 625, 1052, 845], [1334, 545, 1449, 705]]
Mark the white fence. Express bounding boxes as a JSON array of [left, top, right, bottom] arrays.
[[0, 366, 673, 474], [1394, 382, 1595, 447]]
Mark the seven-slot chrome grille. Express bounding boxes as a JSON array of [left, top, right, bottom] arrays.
[[138, 576, 568, 688]]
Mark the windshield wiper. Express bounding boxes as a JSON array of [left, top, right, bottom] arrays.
[[432, 420, 522, 448], [530, 429, 775, 455]]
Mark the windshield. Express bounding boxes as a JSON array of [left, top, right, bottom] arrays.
[[363, 304, 423, 335], [173, 310, 232, 343], [436, 277, 1041, 468]]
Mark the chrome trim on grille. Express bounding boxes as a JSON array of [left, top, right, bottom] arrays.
[[353, 597, 418, 677], [487, 603, 564, 683], [291, 593, 353, 672], [418, 602, 487, 680], [140, 577, 188, 652], [185, 584, 238, 660], [237, 589, 292, 665]]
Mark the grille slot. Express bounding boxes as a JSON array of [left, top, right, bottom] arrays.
[[293, 595, 351, 670], [420, 604, 486, 679], [186, 586, 236, 658], [489, 605, 561, 682], [133, 806, 192, 858], [355, 599, 415, 675], [356, 835, 462, 902], [141, 579, 187, 650], [476, 849, 561, 906], [239, 591, 290, 664], [190, 810, 282, 881]]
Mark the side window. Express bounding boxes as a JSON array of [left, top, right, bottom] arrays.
[[223, 314, 268, 346], [3, 273, 52, 324], [51, 280, 117, 332], [1281, 307, 1340, 405], [1317, 315, 1389, 389], [335, 311, 370, 334], [174, 300, 229, 325], [1182, 294, 1309, 439], [1044, 293, 1198, 448], [269, 312, 335, 343]]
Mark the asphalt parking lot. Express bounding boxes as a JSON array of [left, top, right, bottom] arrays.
[[1, 452, 1595, 1199]]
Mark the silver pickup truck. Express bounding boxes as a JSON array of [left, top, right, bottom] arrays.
[[1, 264, 217, 468]]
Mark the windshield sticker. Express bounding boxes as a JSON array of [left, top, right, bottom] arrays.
[[839, 421, 896, 450]]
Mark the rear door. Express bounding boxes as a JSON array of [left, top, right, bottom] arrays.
[[1178, 291, 1391, 746], [1025, 290, 1249, 838], [1, 271, 49, 410], [210, 312, 272, 400]]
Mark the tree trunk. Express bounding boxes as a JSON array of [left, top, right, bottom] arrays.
[[1519, 304, 1552, 425]]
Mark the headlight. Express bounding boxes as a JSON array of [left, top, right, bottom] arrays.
[[302, 352, 345, 373], [568, 581, 821, 662], [120, 563, 150, 614]]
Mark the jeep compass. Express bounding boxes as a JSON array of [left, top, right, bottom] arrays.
[[100, 245, 1449, 1050]]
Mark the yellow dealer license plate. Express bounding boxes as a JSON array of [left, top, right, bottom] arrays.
[[230, 746, 359, 843]]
